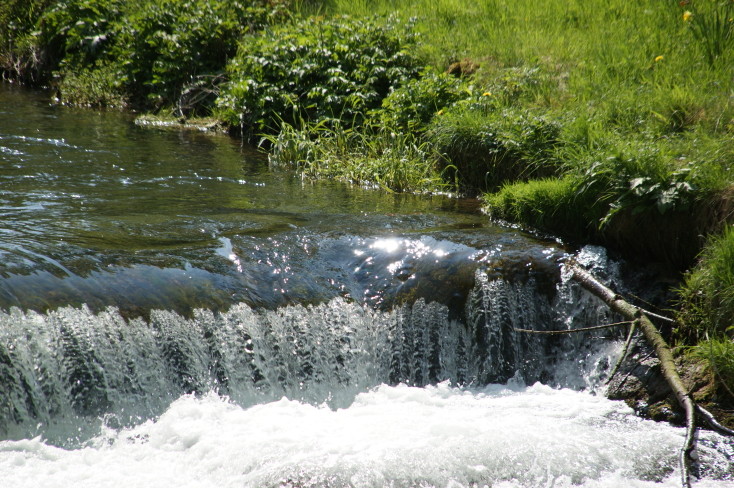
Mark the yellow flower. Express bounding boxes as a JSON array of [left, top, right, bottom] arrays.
[[482, 92, 492, 97], [683, 11, 693, 22], [654, 55, 664, 62], [437, 109, 445, 116]]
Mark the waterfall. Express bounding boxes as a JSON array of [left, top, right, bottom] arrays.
[[1, 248, 733, 488], [0, 255, 620, 446]]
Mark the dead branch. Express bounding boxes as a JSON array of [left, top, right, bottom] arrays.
[[605, 318, 638, 385], [513, 320, 631, 335], [696, 405, 734, 437], [640, 308, 676, 324], [568, 264, 698, 488]]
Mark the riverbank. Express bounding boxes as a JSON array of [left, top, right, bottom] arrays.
[[2, 0, 732, 413]]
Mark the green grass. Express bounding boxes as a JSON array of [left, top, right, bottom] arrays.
[[484, 176, 598, 238], [689, 337, 734, 402], [678, 224, 734, 341], [427, 104, 561, 194], [265, 121, 449, 193]]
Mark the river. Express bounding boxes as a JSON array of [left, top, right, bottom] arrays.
[[0, 83, 732, 487]]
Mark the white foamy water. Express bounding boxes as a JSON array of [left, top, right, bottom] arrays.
[[1, 382, 732, 488]]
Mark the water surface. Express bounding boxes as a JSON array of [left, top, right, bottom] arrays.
[[0, 83, 556, 316]]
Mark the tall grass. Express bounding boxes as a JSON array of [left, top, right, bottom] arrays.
[[690, 338, 734, 400], [320, 0, 734, 137], [265, 121, 450, 193], [678, 224, 734, 341]]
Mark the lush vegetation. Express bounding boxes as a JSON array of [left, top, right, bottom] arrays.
[[2, 0, 287, 109], [216, 14, 422, 139], [2, 0, 733, 393]]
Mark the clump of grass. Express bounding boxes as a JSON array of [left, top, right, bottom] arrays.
[[682, 1, 734, 67], [484, 176, 599, 239], [652, 85, 707, 135], [427, 104, 561, 195], [690, 338, 734, 400], [485, 134, 726, 268], [677, 224, 734, 342], [265, 121, 450, 193]]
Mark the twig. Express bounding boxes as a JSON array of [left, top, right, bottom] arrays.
[[696, 405, 734, 437], [640, 308, 676, 324], [606, 319, 638, 385], [626, 292, 677, 324], [514, 321, 631, 335]]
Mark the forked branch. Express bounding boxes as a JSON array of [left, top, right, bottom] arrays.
[[567, 263, 698, 488]]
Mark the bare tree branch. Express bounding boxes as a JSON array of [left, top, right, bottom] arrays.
[[568, 263, 697, 488], [513, 321, 631, 335], [606, 319, 638, 385]]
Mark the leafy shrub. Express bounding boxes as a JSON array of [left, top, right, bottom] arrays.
[[0, 0, 57, 82], [54, 64, 129, 107], [573, 146, 697, 228], [35, 0, 124, 71], [35, 0, 284, 110], [567, 144, 713, 268], [427, 105, 561, 195], [377, 70, 470, 132], [110, 0, 283, 110], [216, 14, 422, 138]]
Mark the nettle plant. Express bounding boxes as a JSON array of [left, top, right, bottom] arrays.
[[217, 15, 422, 138], [376, 70, 471, 133]]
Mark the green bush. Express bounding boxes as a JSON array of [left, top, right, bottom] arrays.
[[216, 14, 422, 138], [35, 0, 283, 110], [377, 70, 470, 132], [54, 63, 128, 107], [0, 0, 55, 82], [427, 105, 561, 195], [573, 147, 697, 229], [35, 0, 125, 71]]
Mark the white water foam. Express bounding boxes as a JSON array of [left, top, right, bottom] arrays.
[[1, 382, 731, 488]]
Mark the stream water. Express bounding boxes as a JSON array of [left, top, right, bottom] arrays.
[[1, 84, 732, 487]]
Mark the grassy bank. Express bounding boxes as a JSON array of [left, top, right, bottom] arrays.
[[2, 0, 733, 394]]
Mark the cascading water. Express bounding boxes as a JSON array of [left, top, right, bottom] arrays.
[[0, 256, 615, 445], [1, 252, 733, 487]]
